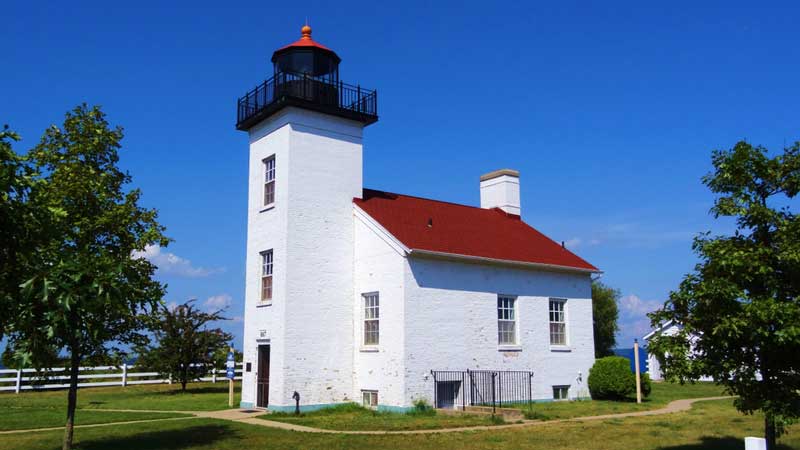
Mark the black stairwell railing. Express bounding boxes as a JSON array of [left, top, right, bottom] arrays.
[[430, 370, 534, 414], [237, 71, 377, 128]]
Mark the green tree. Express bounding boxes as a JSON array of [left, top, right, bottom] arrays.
[[648, 140, 800, 449], [592, 281, 620, 357], [0, 126, 38, 338], [136, 299, 233, 391], [2, 105, 168, 450]]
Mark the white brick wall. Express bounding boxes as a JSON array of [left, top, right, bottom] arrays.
[[402, 256, 595, 405], [242, 107, 364, 410], [352, 213, 407, 407]]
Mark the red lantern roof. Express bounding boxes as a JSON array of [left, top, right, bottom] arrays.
[[272, 25, 340, 61]]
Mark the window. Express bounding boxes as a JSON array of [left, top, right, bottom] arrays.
[[363, 293, 379, 346], [260, 250, 273, 302], [497, 296, 517, 345], [553, 385, 570, 401], [549, 299, 567, 345], [263, 156, 276, 206], [362, 390, 378, 408]]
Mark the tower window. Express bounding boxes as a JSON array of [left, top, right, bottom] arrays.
[[497, 296, 517, 345], [263, 156, 276, 207], [260, 250, 273, 303], [363, 293, 379, 346]]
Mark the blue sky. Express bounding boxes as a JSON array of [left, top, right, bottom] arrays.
[[2, 1, 798, 349]]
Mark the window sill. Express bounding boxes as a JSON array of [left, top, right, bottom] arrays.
[[498, 345, 522, 352], [359, 346, 380, 353], [256, 301, 272, 308], [259, 204, 275, 213], [550, 346, 572, 352]]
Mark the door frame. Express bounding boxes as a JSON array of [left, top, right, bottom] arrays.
[[256, 344, 270, 408]]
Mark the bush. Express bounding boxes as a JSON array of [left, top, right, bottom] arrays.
[[408, 398, 435, 416], [641, 372, 652, 398], [588, 356, 640, 400]]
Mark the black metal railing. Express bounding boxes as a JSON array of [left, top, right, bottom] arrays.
[[430, 369, 534, 413], [236, 71, 377, 129]]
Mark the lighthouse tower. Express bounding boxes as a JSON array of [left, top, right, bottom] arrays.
[[237, 25, 378, 411]]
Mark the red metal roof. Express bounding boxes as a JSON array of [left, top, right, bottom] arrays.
[[274, 25, 336, 53], [354, 189, 598, 272]]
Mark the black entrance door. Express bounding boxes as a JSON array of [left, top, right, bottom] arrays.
[[256, 345, 270, 408]]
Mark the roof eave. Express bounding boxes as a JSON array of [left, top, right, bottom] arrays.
[[408, 248, 602, 275]]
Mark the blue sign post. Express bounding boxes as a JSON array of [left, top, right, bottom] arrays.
[[226, 347, 235, 407], [226, 350, 235, 380]]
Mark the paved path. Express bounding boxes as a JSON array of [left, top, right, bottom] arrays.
[[0, 396, 732, 436]]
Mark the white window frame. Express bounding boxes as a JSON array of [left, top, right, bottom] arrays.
[[259, 250, 273, 304], [497, 295, 518, 346], [263, 156, 276, 207], [553, 385, 570, 401], [361, 390, 378, 409], [549, 298, 568, 346], [362, 292, 379, 347]]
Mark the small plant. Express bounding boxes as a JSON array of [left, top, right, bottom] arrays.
[[408, 398, 435, 416], [588, 356, 651, 400]]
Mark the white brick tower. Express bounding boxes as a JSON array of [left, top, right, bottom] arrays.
[[237, 25, 378, 411]]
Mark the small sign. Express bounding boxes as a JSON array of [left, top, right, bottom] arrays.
[[226, 350, 235, 380]]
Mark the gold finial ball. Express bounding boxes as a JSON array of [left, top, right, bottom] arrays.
[[301, 25, 312, 36]]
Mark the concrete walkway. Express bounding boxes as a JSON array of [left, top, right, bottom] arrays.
[[0, 396, 732, 436]]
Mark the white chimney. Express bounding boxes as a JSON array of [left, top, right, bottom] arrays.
[[480, 169, 520, 215]]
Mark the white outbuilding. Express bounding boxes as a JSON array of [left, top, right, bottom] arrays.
[[237, 26, 600, 412]]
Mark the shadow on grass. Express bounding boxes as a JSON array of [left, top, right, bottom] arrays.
[[154, 387, 229, 396], [75, 424, 235, 450], [659, 436, 793, 450]]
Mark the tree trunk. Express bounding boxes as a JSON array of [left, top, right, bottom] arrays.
[[765, 414, 777, 449], [62, 350, 80, 450]]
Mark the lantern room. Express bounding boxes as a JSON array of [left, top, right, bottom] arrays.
[[271, 25, 340, 84], [236, 25, 378, 131]]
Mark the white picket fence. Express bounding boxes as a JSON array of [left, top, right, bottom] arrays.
[[0, 363, 243, 393]]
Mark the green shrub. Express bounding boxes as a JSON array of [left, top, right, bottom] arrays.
[[588, 356, 636, 400], [408, 398, 435, 416], [641, 372, 652, 397]]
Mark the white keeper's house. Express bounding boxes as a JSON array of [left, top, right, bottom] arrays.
[[237, 26, 600, 412]]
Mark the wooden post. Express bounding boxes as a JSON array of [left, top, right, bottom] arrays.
[[634, 339, 642, 404], [15, 369, 22, 394], [122, 363, 128, 387]]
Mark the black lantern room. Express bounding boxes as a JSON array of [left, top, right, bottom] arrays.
[[271, 25, 340, 84], [236, 25, 377, 131]]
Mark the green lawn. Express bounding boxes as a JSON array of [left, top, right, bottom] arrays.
[[3, 400, 799, 450], [261, 403, 506, 431], [513, 381, 726, 421], [0, 382, 238, 431], [0, 409, 190, 431], [0, 382, 240, 412]]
